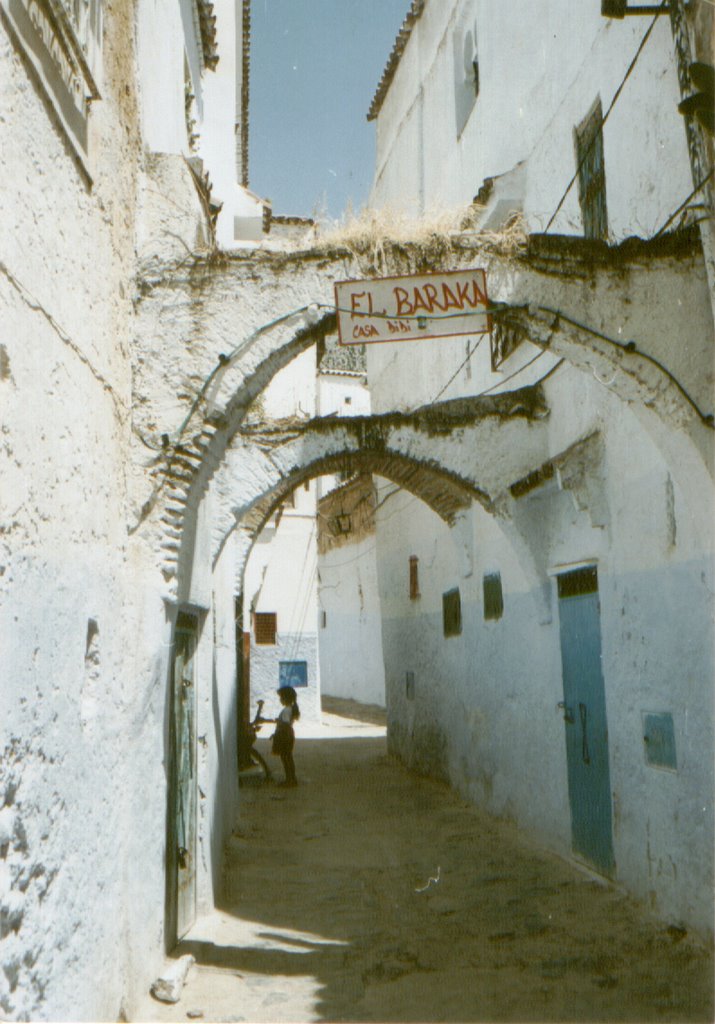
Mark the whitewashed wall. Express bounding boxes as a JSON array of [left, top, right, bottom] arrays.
[[366, 0, 714, 938], [370, 0, 690, 236], [242, 348, 322, 723], [137, 0, 202, 155], [378, 379, 714, 935], [318, 531, 386, 708], [0, 0, 256, 1016], [316, 372, 386, 708], [0, 1, 173, 1017], [244, 499, 321, 724], [199, 0, 267, 246]]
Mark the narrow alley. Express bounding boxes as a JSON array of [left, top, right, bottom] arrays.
[[138, 701, 712, 1024]]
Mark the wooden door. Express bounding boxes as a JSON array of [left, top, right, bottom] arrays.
[[557, 567, 615, 877]]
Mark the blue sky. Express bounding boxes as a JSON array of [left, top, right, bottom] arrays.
[[249, 0, 409, 220]]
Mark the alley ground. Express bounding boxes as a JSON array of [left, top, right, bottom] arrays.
[[138, 699, 713, 1023]]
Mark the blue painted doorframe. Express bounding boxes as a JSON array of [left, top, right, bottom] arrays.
[[557, 568, 615, 877]]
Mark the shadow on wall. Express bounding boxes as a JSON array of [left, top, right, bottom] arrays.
[[387, 718, 449, 782], [209, 661, 238, 906]]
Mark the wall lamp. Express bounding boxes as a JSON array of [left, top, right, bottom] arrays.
[[601, 0, 668, 14]]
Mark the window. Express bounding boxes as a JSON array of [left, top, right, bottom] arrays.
[[2, 0, 103, 170], [409, 556, 420, 600], [453, 19, 479, 137], [557, 566, 598, 599], [254, 612, 277, 645], [483, 573, 504, 621], [320, 610, 327, 629], [443, 588, 462, 637], [279, 661, 308, 688], [574, 99, 608, 240]]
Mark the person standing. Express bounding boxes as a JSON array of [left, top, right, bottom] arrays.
[[270, 686, 300, 786]]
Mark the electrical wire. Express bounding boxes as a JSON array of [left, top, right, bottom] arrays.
[[475, 349, 547, 396], [653, 167, 715, 238], [430, 335, 486, 403], [544, 1, 668, 233], [316, 300, 502, 324], [535, 305, 714, 426]]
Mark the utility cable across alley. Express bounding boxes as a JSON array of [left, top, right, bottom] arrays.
[[137, 277, 715, 534]]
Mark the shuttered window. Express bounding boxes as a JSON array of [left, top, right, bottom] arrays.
[[409, 556, 420, 600], [575, 99, 608, 241], [483, 573, 504, 620], [557, 566, 598, 599], [254, 612, 277, 645], [443, 588, 462, 637]]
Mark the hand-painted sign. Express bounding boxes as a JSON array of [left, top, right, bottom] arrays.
[[335, 268, 490, 346]]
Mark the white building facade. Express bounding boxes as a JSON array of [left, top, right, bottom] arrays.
[[0, 0, 249, 1017], [2, 1, 713, 1019], [364, 0, 714, 937], [316, 346, 387, 708], [242, 349, 322, 726]]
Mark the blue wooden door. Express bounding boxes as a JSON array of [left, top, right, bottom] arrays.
[[557, 568, 615, 877]]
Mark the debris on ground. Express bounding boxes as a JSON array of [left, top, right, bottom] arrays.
[[150, 954, 195, 1004]]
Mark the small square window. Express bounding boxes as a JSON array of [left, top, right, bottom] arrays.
[[483, 573, 504, 621], [443, 588, 462, 637], [254, 612, 277, 645], [279, 660, 308, 688]]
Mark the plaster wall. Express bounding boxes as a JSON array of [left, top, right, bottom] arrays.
[[365, 246, 713, 450], [262, 344, 317, 419], [371, 0, 690, 238], [377, 377, 714, 936], [243, 508, 321, 724], [198, 530, 240, 913], [315, 372, 385, 708], [0, 1, 179, 1017], [240, 343, 321, 721], [249, 632, 321, 726], [136, 0, 198, 155], [315, 371, 370, 497], [317, 372, 370, 419], [0, 0, 240, 1016], [318, 532, 386, 708], [198, 0, 265, 248]]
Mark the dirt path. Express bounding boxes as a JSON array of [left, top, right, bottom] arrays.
[[138, 714, 713, 1023]]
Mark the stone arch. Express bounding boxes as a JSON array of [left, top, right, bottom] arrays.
[[142, 234, 714, 601], [496, 305, 714, 466], [201, 387, 552, 584], [214, 448, 487, 575]]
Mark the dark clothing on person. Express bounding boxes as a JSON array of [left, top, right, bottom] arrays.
[[272, 704, 298, 785]]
